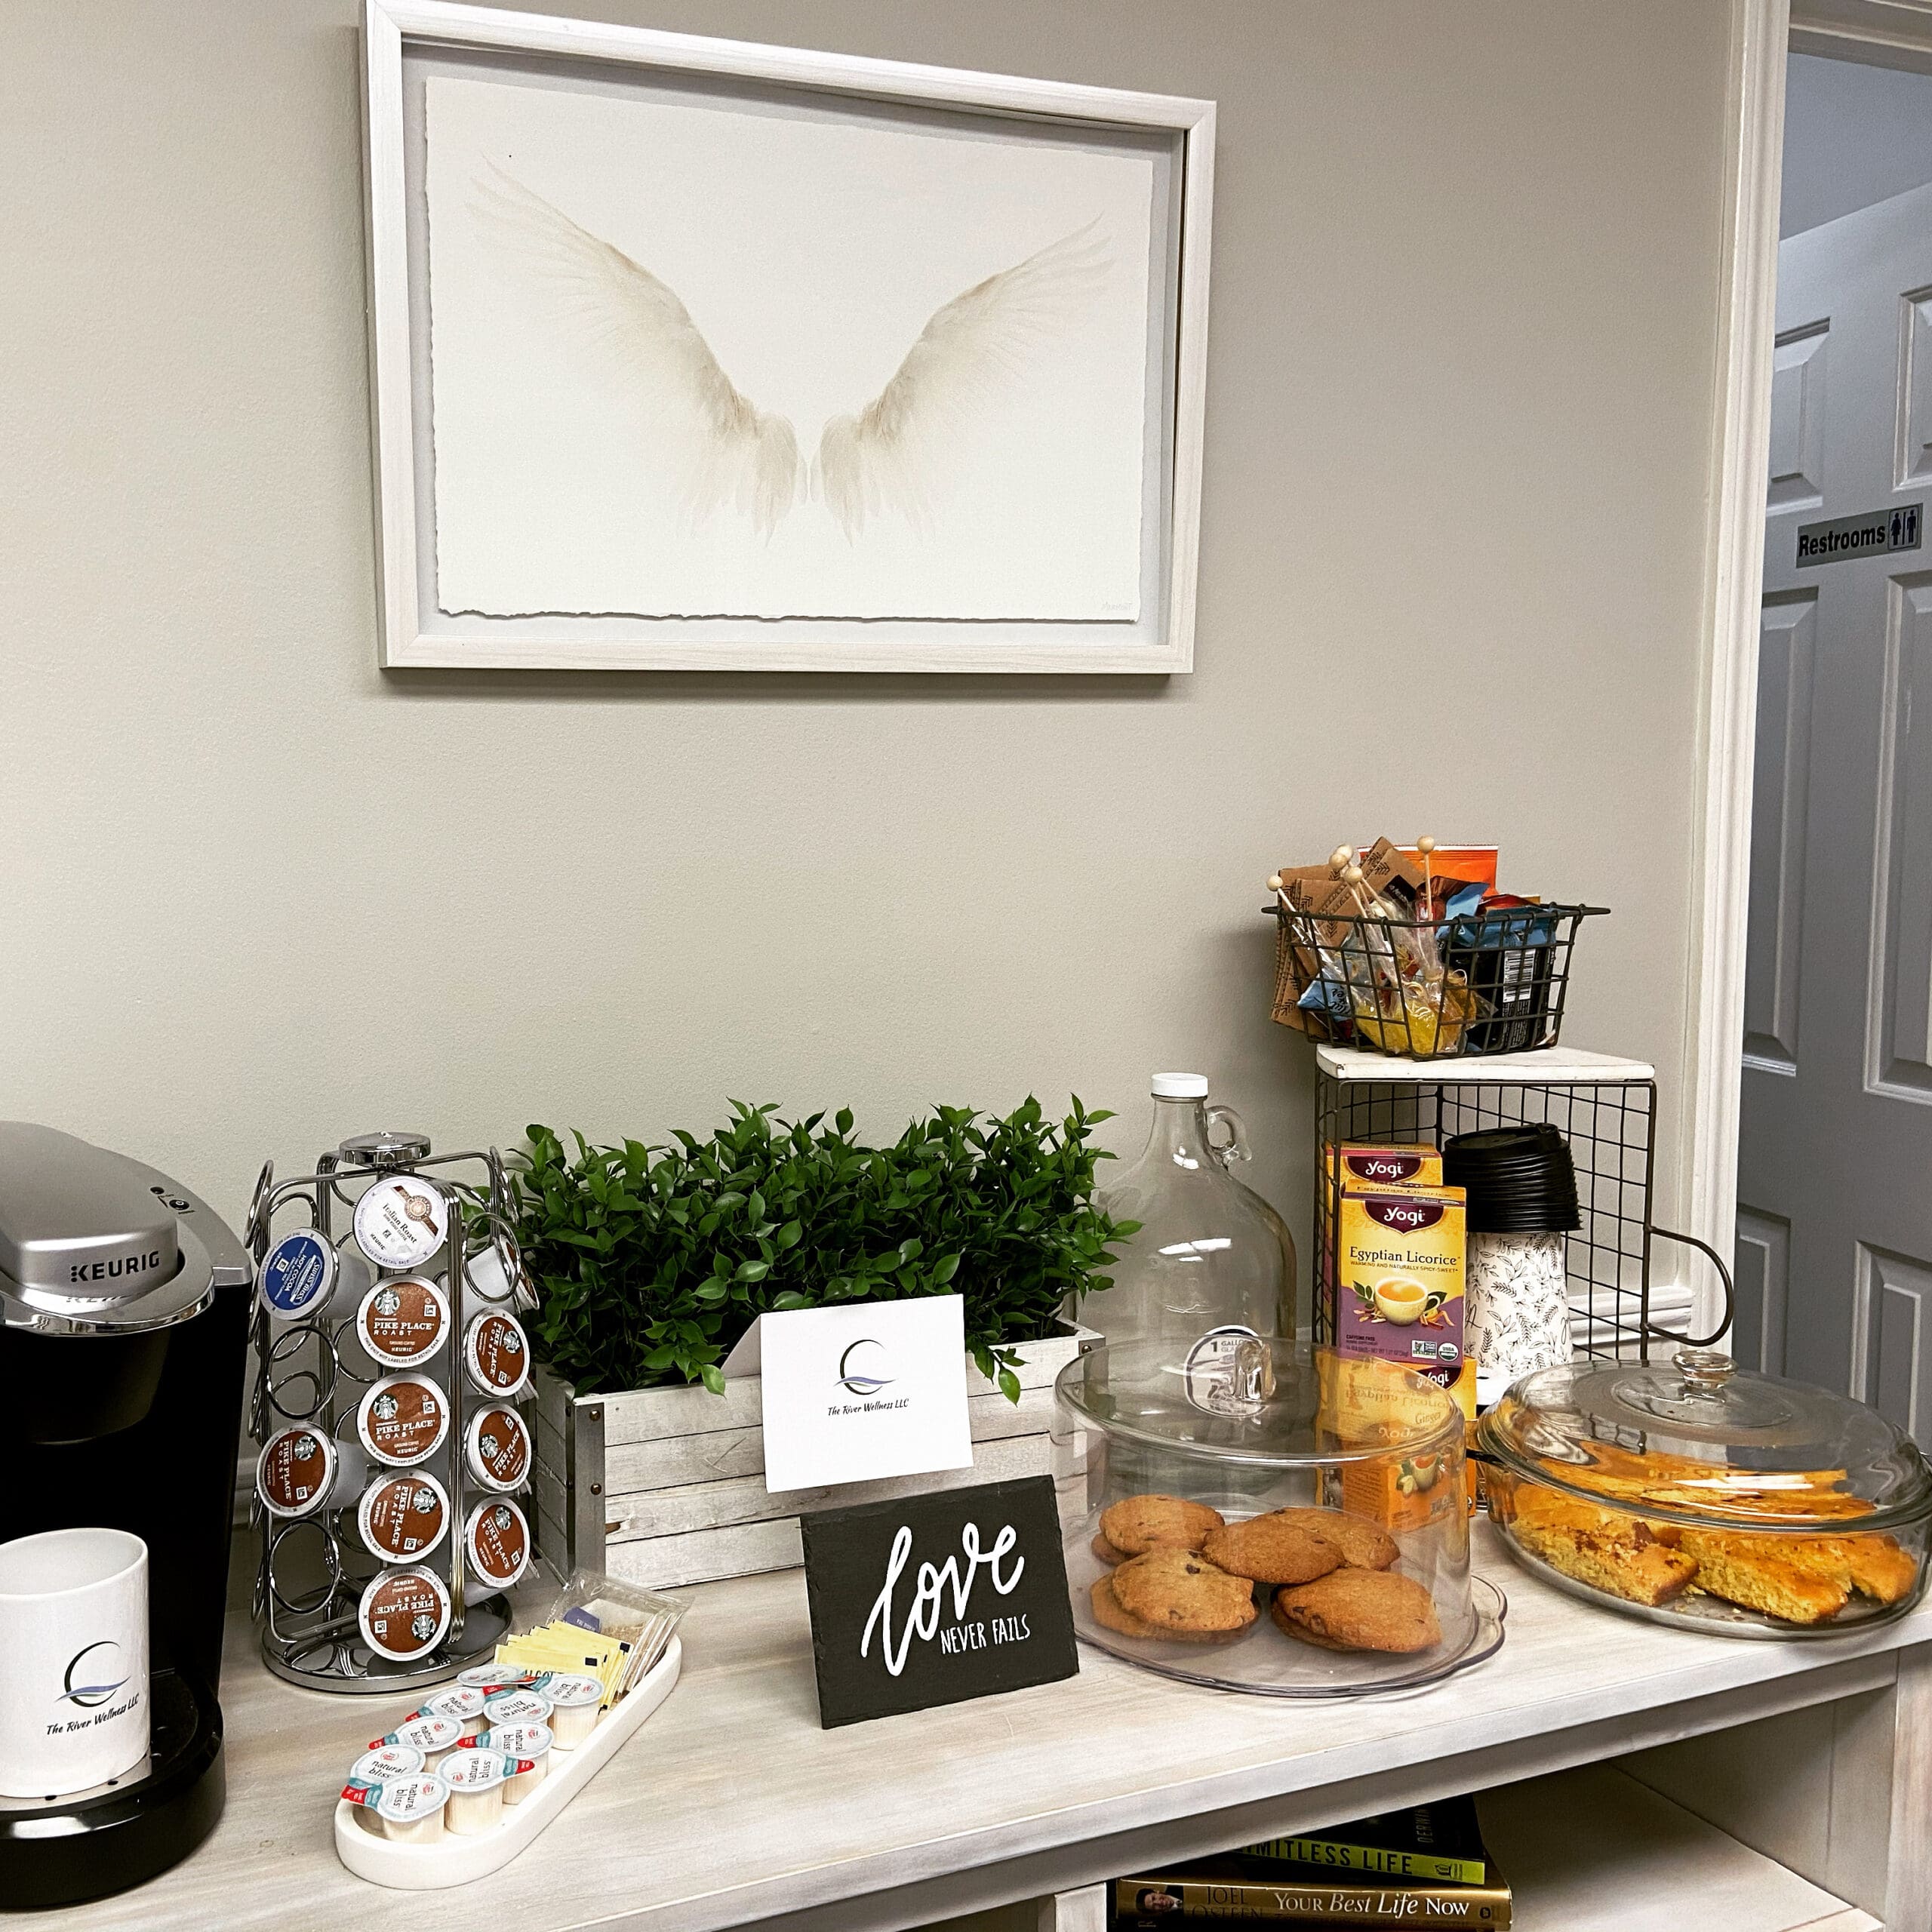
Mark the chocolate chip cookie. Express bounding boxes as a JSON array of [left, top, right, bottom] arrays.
[[1111, 1549, 1259, 1635], [1091, 1531, 1128, 1566], [1269, 1568, 1441, 1653], [1099, 1494, 1225, 1557], [1201, 1513, 1345, 1586]]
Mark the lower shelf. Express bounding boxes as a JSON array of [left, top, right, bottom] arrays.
[[1475, 1762, 1878, 1932]]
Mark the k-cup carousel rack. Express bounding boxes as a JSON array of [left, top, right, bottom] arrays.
[[244, 1134, 540, 1695]]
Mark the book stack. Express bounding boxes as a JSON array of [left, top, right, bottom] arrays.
[[1112, 1796, 1509, 1926]]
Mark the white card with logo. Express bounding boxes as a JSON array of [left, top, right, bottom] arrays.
[[739, 1296, 974, 1494]]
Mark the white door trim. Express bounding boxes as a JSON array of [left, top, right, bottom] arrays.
[[1684, 0, 1789, 1338]]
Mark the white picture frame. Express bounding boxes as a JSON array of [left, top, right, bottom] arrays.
[[361, 0, 1214, 672]]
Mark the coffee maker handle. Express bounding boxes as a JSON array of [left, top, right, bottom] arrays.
[[1205, 1104, 1251, 1171]]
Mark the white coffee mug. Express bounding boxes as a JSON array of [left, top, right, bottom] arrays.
[[0, 1528, 149, 1799]]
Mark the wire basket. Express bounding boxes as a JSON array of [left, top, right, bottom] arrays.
[[1271, 903, 1608, 1061]]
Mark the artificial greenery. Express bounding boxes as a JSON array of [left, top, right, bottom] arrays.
[[504, 1097, 1137, 1400]]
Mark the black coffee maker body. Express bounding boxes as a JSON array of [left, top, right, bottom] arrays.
[[0, 1123, 252, 1909]]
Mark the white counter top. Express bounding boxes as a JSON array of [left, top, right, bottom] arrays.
[[43, 1524, 1931, 1932]]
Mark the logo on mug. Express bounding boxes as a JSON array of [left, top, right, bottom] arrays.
[[58, 1641, 130, 1710], [835, 1338, 893, 1397]]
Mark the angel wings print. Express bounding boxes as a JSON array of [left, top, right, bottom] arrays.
[[426, 76, 1157, 624], [472, 166, 1112, 544]]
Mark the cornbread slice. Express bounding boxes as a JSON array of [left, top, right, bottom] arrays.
[[1768, 1534, 1918, 1606], [1676, 1531, 1850, 1624], [1511, 1498, 1697, 1608]]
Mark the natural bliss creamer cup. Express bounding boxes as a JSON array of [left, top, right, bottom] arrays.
[[537, 1672, 604, 1751], [357, 1470, 450, 1563], [465, 1401, 531, 1494], [358, 1373, 450, 1468], [340, 1772, 449, 1844], [481, 1687, 552, 1733], [484, 1721, 551, 1804], [463, 1309, 531, 1398], [438, 1746, 534, 1836], [457, 1663, 535, 1694], [358, 1566, 452, 1666], [353, 1174, 452, 1272], [464, 1497, 531, 1590], [368, 1712, 465, 1770], [349, 1745, 423, 1783], [419, 1684, 488, 1728], [256, 1425, 365, 1520], [356, 1275, 450, 1370]]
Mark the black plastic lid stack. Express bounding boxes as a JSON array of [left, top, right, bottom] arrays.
[[1444, 1124, 1580, 1234]]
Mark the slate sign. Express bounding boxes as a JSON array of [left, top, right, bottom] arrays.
[[798, 1474, 1078, 1728]]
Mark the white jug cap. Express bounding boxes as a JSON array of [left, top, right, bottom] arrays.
[[1150, 1073, 1209, 1098]]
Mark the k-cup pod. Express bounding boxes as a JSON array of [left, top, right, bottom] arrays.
[[353, 1174, 452, 1272], [258, 1227, 336, 1320], [357, 1373, 450, 1468], [538, 1672, 604, 1751], [438, 1746, 525, 1836], [463, 1309, 531, 1398], [465, 1401, 531, 1494], [464, 1497, 531, 1591], [357, 1469, 450, 1563], [349, 1744, 424, 1783], [257, 1425, 367, 1520], [481, 1687, 552, 1731], [340, 1772, 448, 1844], [358, 1566, 452, 1665], [356, 1275, 450, 1370], [368, 1711, 465, 1768], [335, 1232, 375, 1304], [484, 1721, 551, 1804], [460, 1236, 518, 1309]]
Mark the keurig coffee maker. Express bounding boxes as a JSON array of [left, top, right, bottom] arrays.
[[0, 1124, 251, 1909]]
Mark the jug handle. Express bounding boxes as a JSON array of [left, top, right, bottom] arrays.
[[1205, 1104, 1251, 1170]]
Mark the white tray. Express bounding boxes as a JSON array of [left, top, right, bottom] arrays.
[[334, 1635, 682, 1889]]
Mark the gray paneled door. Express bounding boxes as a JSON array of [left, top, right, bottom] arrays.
[[1739, 178, 1932, 1443]]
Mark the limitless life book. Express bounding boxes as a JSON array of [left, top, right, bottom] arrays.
[[1113, 1857, 1512, 1927], [1238, 1795, 1491, 1886]]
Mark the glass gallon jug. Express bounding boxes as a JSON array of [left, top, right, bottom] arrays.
[[1086, 1075, 1297, 1398]]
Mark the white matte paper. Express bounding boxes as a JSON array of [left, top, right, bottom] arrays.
[[425, 75, 1153, 623]]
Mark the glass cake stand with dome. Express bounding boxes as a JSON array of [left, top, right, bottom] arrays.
[[1053, 1337, 1504, 1696]]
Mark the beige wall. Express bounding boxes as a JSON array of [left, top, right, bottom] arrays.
[[2, 0, 1731, 1293]]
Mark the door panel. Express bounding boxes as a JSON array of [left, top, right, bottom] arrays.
[[1744, 594, 1817, 1071], [1896, 286, 1932, 487], [1854, 1241, 1932, 1437], [1769, 321, 1829, 512], [1872, 574, 1932, 1096], [1733, 1205, 1792, 1375]]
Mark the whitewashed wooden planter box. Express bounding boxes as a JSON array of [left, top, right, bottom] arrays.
[[531, 1327, 1092, 1591]]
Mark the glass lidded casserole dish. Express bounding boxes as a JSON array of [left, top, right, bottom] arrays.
[[1052, 1337, 1504, 1696], [1480, 1348, 1931, 1637]]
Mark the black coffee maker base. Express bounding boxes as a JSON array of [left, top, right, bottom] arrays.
[[0, 1668, 223, 1911]]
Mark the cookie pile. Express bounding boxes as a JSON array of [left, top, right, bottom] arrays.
[[1089, 1494, 1441, 1654]]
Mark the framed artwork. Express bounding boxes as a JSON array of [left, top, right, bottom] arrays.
[[361, 0, 1215, 671]]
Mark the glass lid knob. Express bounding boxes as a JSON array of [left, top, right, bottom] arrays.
[[1674, 1347, 1735, 1393]]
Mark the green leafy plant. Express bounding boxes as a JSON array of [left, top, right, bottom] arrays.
[[504, 1097, 1137, 1400]]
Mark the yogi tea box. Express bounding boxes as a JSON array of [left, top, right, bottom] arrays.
[[1335, 1143, 1444, 1191], [1336, 1183, 1467, 1381], [1333, 1182, 1474, 1526]]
